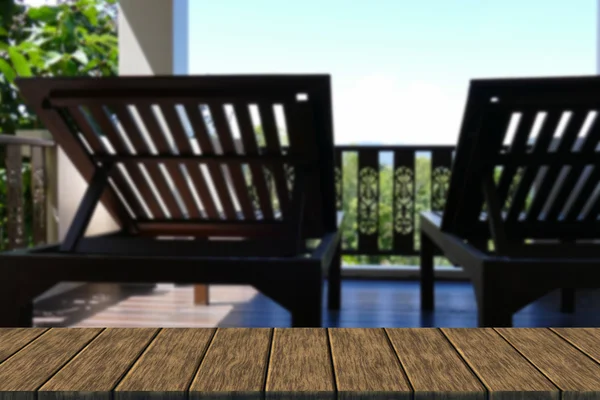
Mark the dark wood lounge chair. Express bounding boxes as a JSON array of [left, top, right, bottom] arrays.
[[420, 76, 600, 327], [0, 75, 342, 327]]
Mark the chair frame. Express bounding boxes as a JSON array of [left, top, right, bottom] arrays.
[[0, 75, 343, 327]]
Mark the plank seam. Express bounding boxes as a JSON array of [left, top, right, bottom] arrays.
[[548, 328, 600, 366], [325, 328, 338, 397], [34, 327, 106, 391], [262, 327, 277, 394], [108, 328, 163, 391], [185, 328, 218, 393], [493, 328, 563, 393], [382, 328, 414, 395], [0, 328, 49, 366], [436, 328, 489, 399], [439, 328, 495, 395]]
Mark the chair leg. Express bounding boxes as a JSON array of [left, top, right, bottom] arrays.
[[475, 275, 513, 328], [291, 277, 323, 327], [420, 231, 435, 311], [193, 285, 209, 305], [327, 243, 341, 310], [560, 288, 575, 313], [19, 301, 33, 327]]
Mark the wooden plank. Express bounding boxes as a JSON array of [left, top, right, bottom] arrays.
[[357, 149, 380, 254], [0, 328, 47, 364], [442, 328, 559, 400], [38, 328, 159, 400], [0, 328, 103, 393], [266, 328, 334, 399], [551, 328, 600, 364], [386, 328, 485, 400], [392, 150, 416, 253], [114, 328, 215, 399], [329, 328, 412, 399], [497, 327, 600, 397], [189, 328, 271, 399]]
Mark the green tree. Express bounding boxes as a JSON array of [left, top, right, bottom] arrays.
[[0, 0, 118, 134]]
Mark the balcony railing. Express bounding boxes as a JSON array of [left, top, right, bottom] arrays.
[[0, 134, 57, 250], [334, 145, 455, 265]]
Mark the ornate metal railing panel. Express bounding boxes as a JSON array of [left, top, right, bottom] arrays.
[[334, 145, 455, 256]]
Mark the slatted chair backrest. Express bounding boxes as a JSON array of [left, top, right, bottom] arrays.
[[442, 76, 600, 242], [16, 75, 337, 239]]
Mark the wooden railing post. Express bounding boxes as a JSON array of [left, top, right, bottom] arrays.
[[5, 144, 24, 250]]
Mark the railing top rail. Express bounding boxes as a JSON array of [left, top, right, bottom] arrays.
[[0, 134, 55, 148], [335, 144, 456, 151]]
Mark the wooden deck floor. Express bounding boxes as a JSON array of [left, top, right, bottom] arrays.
[[2, 327, 600, 398], [32, 280, 600, 328]]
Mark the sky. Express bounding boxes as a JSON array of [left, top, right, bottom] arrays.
[[188, 1, 596, 145]]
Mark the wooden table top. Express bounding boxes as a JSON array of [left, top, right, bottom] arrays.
[[0, 328, 599, 399]]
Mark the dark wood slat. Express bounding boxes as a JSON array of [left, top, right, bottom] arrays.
[[208, 102, 256, 220], [190, 328, 271, 399], [430, 149, 453, 213], [583, 187, 600, 222], [134, 104, 201, 219], [329, 328, 412, 399], [88, 105, 165, 219], [0, 328, 103, 392], [506, 111, 562, 223], [266, 328, 334, 399], [546, 113, 600, 220], [68, 106, 145, 219], [5, 144, 24, 250], [526, 111, 587, 221], [135, 219, 288, 237], [386, 328, 485, 399], [183, 103, 237, 219], [393, 150, 416, 253], [334, 149, 343, 211], [112, 105, 182, 219], [442, 328, 559, 399], [496, 111, 537, 207], [161, 105, 219, 218], [38, 328, 159, 399], [551, 328, 600, 365], [496, 328, 600, 396], [153, 104, 220, 219], [258, 102, 290, 217], [30, 146, 47, 245], [0, 328, 48, 363], [563, 165, 600, 221], [357, 149, 380, 254], [60, 164, 112, 252], [235, 102, 275, 220], [114, 328, 215, 398], [159, 104, 221, 218]]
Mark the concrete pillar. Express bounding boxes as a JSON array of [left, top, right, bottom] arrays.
[[118, 0, 189, 75]]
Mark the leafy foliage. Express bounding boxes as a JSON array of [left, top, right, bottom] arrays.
[[0, 0, 118, 134]]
